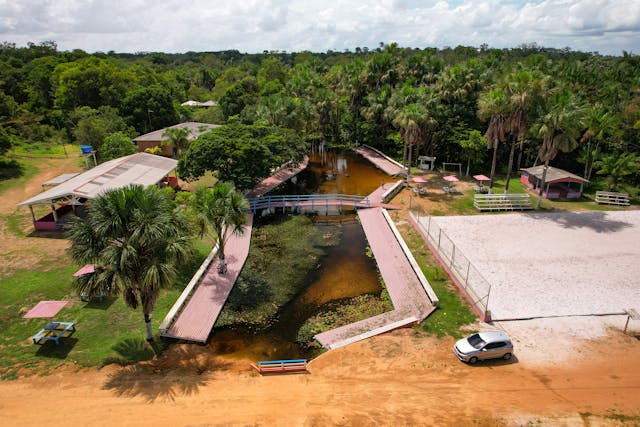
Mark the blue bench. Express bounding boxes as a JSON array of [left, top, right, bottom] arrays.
[[32, 321, 76, 345], [251, 359, 308, 374]]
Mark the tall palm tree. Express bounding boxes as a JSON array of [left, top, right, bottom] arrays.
[[162, 127, 192, 157], [392, 103, 427, 184], [189, 182, 249, 268], [503, 69, 547, 192], [534, 92, 584, 208], [580, 105, 620, 183], [67, 185, 194, 341], [478, 88, 510, 193]]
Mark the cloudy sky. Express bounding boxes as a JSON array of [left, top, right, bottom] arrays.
[[1, 0, 639, 55]]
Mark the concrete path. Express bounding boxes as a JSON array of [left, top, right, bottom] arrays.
[[315, 208, 436, 349], [163, 215, 253, 342]]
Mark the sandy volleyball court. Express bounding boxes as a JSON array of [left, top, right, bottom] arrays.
[[426, 210, 640, 320]]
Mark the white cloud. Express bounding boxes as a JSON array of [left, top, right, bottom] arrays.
[[0, 0, 638, 54]]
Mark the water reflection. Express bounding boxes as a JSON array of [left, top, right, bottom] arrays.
[[208, 150, 388, 360]]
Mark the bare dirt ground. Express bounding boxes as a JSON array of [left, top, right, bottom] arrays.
[[2, 165, 640, 426], [0, 328, 639, 426], [0, 155, 82, 276]]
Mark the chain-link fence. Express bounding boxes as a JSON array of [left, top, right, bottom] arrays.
[[409, 201, 492, 320]]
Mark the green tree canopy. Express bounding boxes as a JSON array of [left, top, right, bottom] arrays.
[[100, 131, 136, 161], [67, 185, 194, 340], [178, 123, 307, 190]]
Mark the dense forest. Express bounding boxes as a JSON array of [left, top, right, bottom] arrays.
[[1, 41, 639, 192]]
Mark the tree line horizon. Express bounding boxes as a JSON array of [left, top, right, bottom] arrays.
[[1, 40, 638, 193]]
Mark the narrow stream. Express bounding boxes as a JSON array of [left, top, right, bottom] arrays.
[[208, 150, 394, 360]]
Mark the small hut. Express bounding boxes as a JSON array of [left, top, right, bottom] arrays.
[[520, 165, 587, 200]]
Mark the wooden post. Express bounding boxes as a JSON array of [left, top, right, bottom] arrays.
[[50, 202, 58, 222], [28, 205, 36, 224]]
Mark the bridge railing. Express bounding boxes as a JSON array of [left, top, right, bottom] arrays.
[[248, 193, 370, 213]]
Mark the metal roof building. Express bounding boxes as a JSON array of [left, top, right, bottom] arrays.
[[18, 153, 178, 231]]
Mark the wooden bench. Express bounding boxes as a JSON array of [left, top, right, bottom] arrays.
[[251, 359, 308, 374], [595, 191, 630, 206], [33, 321, 76, 345], [474, 194, 533, 211]]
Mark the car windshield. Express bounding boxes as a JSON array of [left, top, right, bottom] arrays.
[[467, 334, 486, 349]]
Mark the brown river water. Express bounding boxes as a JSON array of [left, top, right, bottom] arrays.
[[207, 150, 396, 360]]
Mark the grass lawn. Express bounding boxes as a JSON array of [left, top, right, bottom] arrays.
[[0, 240, 211, 378], [398, 224, 477, 339]]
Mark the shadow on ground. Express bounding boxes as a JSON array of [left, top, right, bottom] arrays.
[[526, 211, 632, 233], [102, 344, 233, 402], [35, 337, 78, 358], [83, 297, 116, 310]]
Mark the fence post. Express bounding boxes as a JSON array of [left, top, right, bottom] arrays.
[[451, 244, 455, 268], [437, 229, 442, 249], [465, 261, 470, 285]]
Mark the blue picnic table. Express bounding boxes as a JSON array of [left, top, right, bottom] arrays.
[[32, 321, 76, 345]]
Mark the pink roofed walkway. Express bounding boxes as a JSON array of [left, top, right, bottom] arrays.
[[354, 145, 406, 176], [245, 156, 309, 198], [163, 214, 253, 342], [315, 207, 436, 349]]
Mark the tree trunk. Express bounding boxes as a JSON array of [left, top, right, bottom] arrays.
[[504, 138, 516, 193], [516, 136, 524, 171], [536, 159, 550, 209], [488, 145, 498, 194], [466, 154, 471, 176], [583, 138, 591, 183], [144, 312, 153, 341], [406, 142, 413, 185], [402, 139, 408, 178]]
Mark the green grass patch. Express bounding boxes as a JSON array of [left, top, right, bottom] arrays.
[[399, 225, 477, 339], [9, 143, 72, 157], [216, 215, 340, 330], [296, 294, 394, 349], [4, 212, 26, 237], [0, 239, 211, 376]]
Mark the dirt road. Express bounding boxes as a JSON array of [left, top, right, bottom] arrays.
[[0, 155, 81, 276], [1, 329, 638, 426]]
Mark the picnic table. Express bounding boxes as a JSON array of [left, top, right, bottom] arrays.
[[32, 321, 76, 345]]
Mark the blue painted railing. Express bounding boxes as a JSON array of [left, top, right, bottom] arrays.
[[247, 193, 370, 213]]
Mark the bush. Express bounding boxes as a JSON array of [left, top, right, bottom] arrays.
[[0, 157, 23, 179]]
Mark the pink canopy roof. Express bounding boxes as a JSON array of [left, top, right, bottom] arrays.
[[473, 174, 490, 181], [23, 301, 68, 318], [412, 176, 428, 183], [73, 264, 95, 277], [443, 175, 459, 182]]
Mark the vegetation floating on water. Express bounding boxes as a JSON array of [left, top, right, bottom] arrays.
[[215, 215, 341, 331]]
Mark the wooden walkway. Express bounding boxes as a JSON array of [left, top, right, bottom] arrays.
[[245, 156, 309, 198], [354, 146, 406, 176], [163, 214, 253, 342], [315, 208, 437, 349]]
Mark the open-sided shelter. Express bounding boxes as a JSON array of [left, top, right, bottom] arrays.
[[17, 153, 178, 231], [133, 121, 221, 156], [520, 165, 587, 200]]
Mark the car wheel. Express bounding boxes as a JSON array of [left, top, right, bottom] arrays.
[[468, 356, 478, 364], [502, 353, 512, 360]]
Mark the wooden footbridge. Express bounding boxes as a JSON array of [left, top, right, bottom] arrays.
[[248, 193, 371, 214]]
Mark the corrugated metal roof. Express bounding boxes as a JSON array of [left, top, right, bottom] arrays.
[[41, 173, 80, 187], [18, 153, 177, 206], [521, 165, 587, 184], [133, 122, 221, 142]]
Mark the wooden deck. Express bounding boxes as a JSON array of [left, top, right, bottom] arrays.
[[163, 214, 253, 342], [354, 146, 406, 176], [315, 208, 436, 349], [245, 156, 309, 198]]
